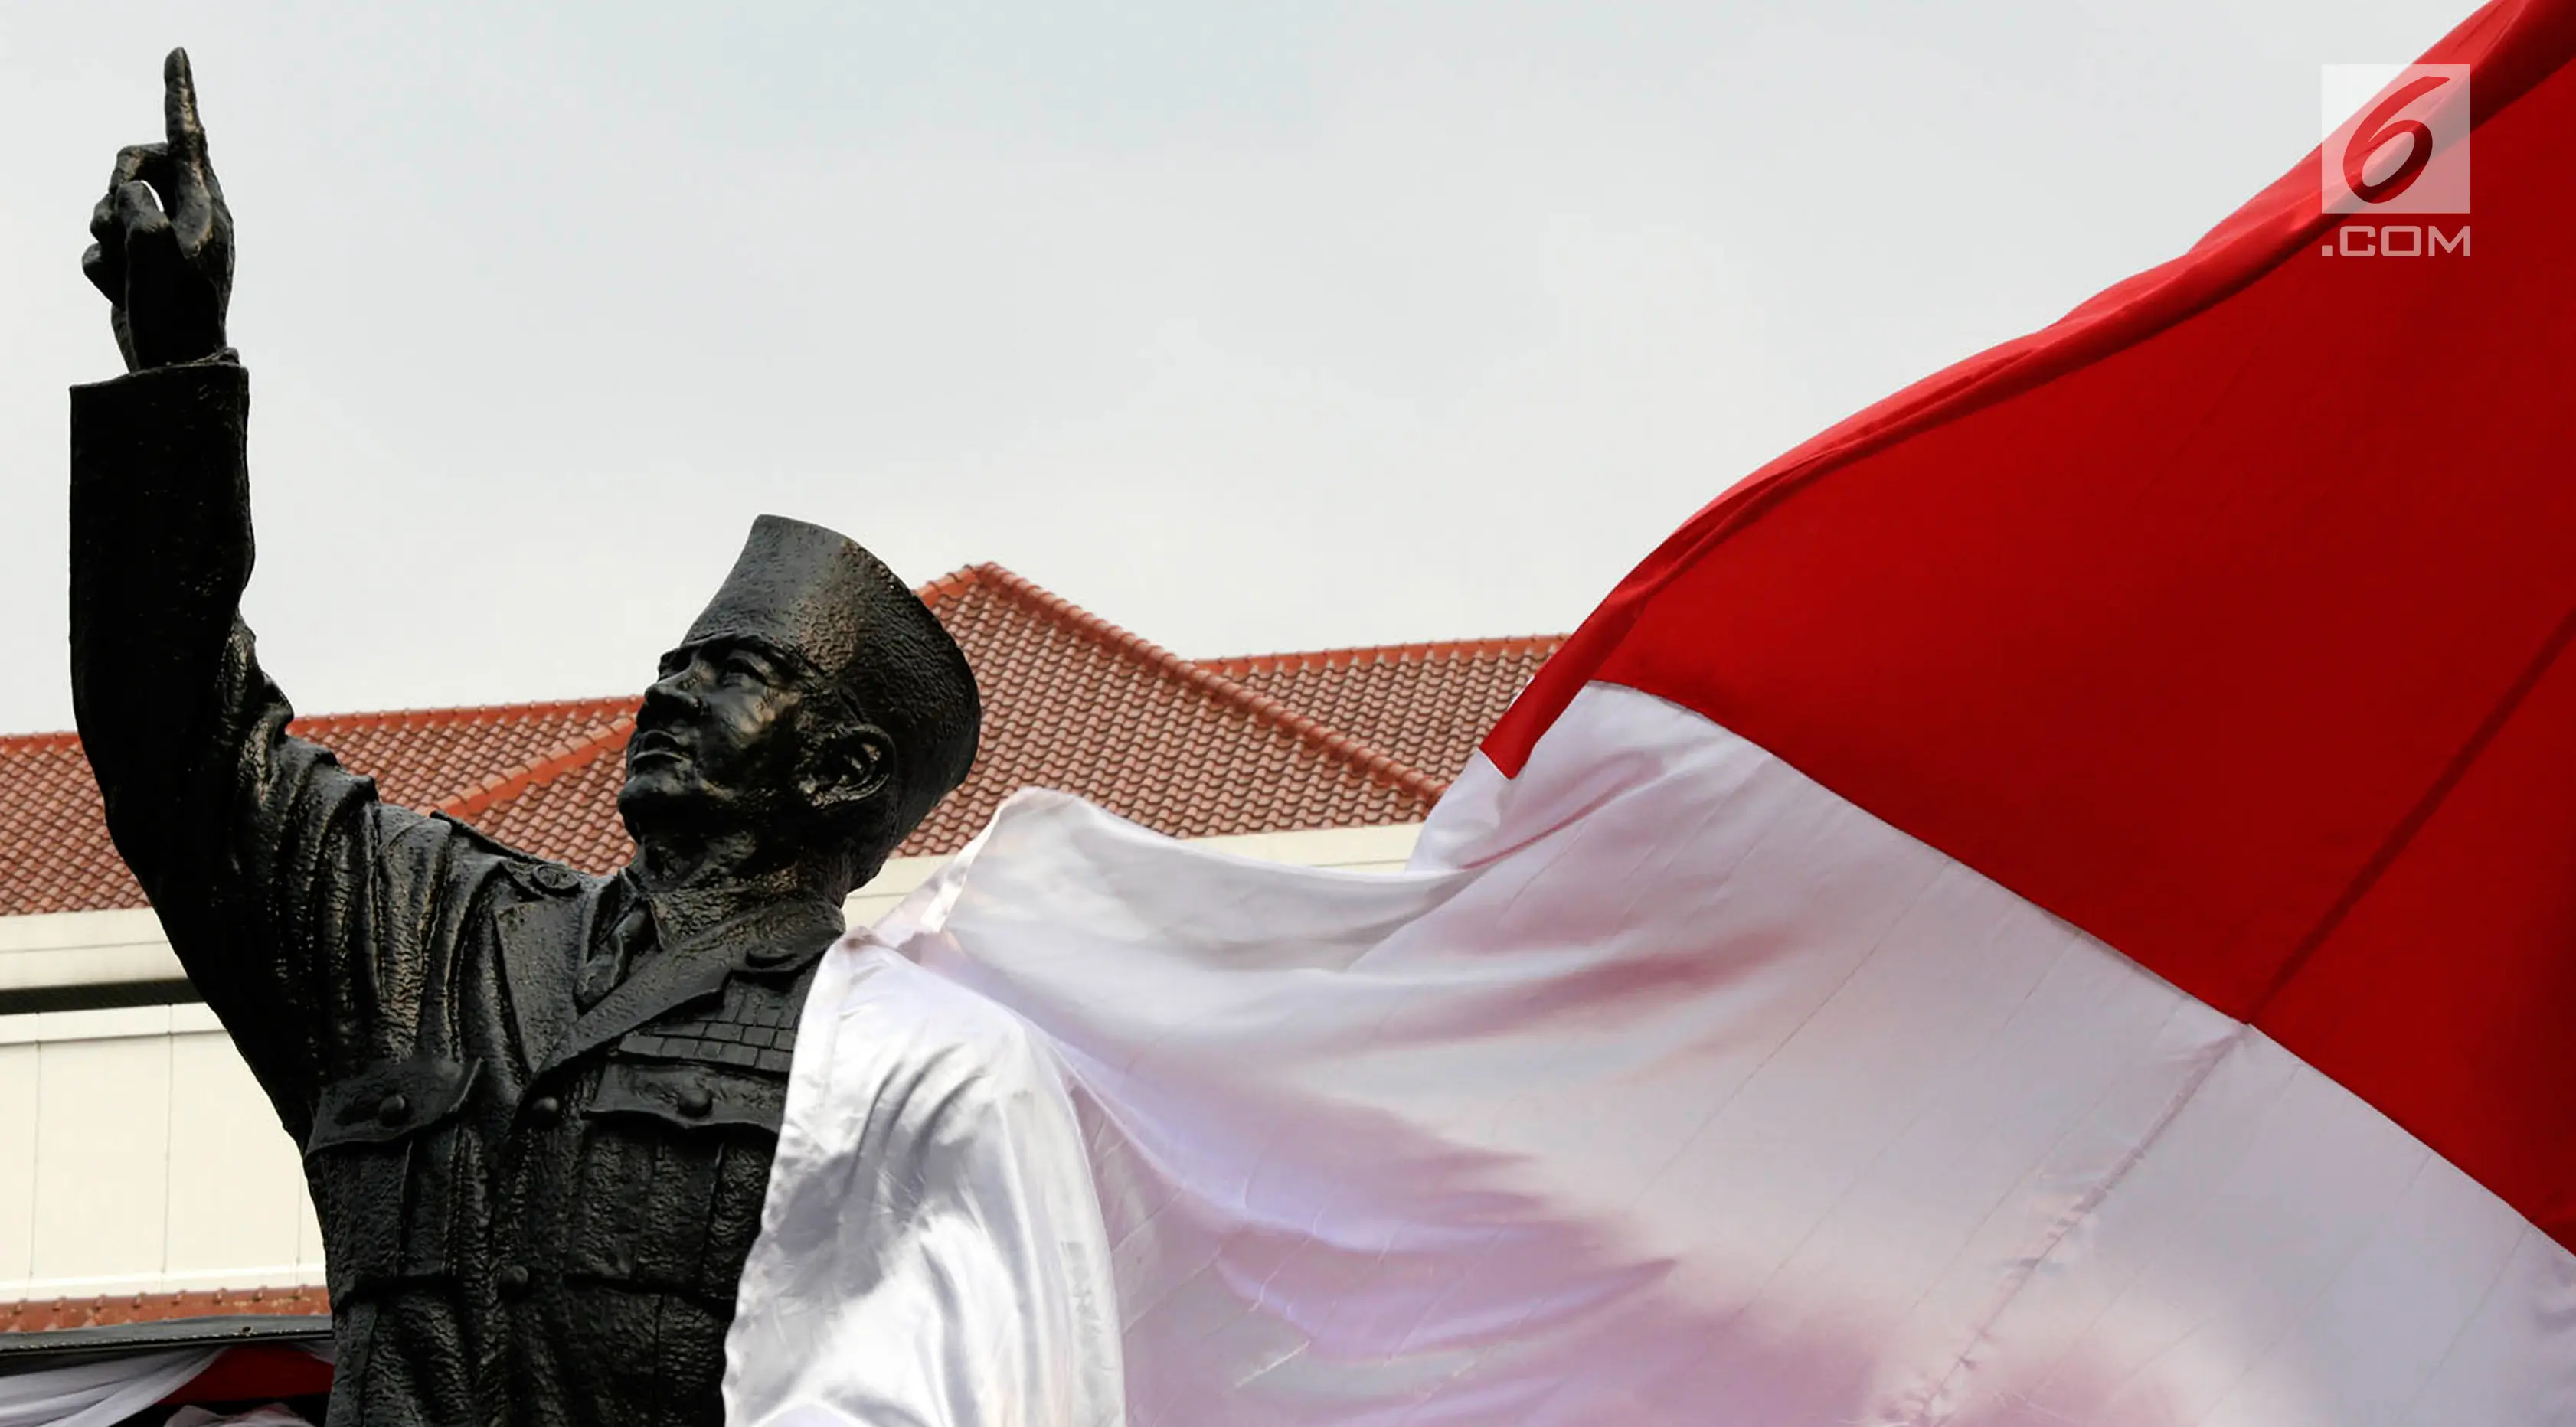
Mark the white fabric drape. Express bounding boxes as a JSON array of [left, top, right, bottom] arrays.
[[0, 1349, 218, 1427], [724, 945, 1125, 1427], [730, 683, 2576, 1425]]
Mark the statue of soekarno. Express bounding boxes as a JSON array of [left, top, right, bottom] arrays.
[[70, 51, 983, 1427]]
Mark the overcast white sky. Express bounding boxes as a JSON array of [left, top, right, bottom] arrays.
[[0, 1, 2466, 732]]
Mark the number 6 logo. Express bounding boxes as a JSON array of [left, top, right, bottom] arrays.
[[2322, 64, 2471, 215]]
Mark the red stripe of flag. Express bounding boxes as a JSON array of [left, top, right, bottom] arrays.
[[1488, 0, 2576, 1244]]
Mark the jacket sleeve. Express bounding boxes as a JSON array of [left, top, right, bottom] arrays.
[[68, 360, 461, 1140]]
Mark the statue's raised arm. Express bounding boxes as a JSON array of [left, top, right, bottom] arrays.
[[68, 48, 417, 1145]]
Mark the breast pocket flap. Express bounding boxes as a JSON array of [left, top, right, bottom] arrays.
[[590, 1058, 784, 1135], [307, 1056, 483, 1157]]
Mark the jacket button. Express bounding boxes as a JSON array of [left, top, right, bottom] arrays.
[[376, 1093, 412, 1127], [676, 1085, 714, 1118], [527, 1094, 561, 1124], [532, 864, 579, 893], [496, 1264, 531, 1298]]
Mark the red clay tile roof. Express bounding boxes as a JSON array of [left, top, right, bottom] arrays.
[[0, 733, 140, 916], [465, 741, 638, 873], [1204, 636, 1565, 783], [901, 566, 1444, 855], [0, 567, 1562, 913], [0, 1284, 329, 1333], [299, 700, 636, 812]]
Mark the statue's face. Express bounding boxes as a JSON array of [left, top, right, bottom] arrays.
[[617, 634, 818, 836]]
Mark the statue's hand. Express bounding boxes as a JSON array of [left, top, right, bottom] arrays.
[[80, 49, 233, 372]]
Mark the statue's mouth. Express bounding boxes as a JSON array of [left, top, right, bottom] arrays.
[[628, 727, 689, 766]]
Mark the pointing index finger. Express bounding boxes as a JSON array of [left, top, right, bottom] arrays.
[[163, 48, 205, 162]]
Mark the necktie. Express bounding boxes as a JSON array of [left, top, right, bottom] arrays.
[[580, 896, 656, 1010]]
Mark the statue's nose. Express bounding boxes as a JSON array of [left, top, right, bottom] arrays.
[[639, 668, 706, 723]]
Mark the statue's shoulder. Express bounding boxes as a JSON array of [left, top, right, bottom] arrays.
[[420, 808, 599, 900]]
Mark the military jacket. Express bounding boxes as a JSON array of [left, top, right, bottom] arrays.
[[69, 360, 835, 1427]]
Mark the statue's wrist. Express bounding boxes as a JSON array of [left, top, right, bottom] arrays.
[[142, 342, 238, 371]]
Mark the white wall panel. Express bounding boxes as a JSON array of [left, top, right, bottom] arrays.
[[30, 1031, 172, 1283], [0, 1011, 317, 1300], [0, 1046, 37, 1282], [0, 908, 185, 991], [165, 1031, 309, 1287]]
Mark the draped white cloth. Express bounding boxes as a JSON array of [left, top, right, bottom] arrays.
[[0, 1350, 219, 1427], [723, 942, 1125, 1427], [726, 683, 2575, 1425]]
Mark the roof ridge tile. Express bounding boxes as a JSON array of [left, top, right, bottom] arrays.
[[298, 694, 638, 733], [433, 717, 636, 821], [0, 1284, 331, 1332], [0, 730, 84, 752], [914, 564, 992, 609], [1198, 633, 1566, 678], [969, 567, 1452, 805]]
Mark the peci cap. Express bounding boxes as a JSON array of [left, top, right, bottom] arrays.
[[684, 514, 982, 842]]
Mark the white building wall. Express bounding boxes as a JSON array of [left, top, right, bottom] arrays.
[[0, 1004, 323, 1300], [0, 822, 1423, 1302], [0, 908, 189, 994]]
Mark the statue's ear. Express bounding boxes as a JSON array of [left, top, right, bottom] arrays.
[[799, 723, 894, 813]]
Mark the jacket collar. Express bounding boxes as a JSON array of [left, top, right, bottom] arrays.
[[530, 883, 842, 1077]]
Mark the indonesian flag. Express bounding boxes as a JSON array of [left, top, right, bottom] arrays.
[[727, 2, 2576, 1422]]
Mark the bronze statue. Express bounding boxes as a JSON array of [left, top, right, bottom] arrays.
[[71, 51, 982, 1427]]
